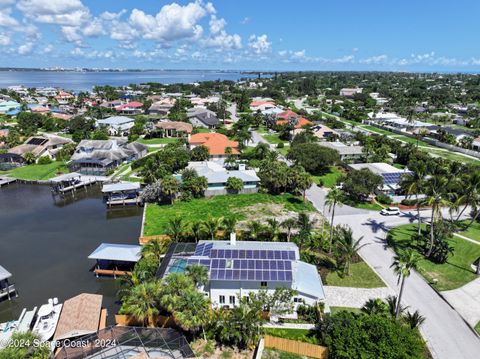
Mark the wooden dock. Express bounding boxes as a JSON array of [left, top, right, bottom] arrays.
[[57, 178, 97, 194], [94, 268, 132, 278], [0, 177, 16, 187], [106, 197, 143, 207]]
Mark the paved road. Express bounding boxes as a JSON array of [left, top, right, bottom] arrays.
[[305, 185, 480, 359]]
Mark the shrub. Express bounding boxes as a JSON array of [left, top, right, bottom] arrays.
[[277, 142, 284, 149], [376, 194, 392, 205], [37, 156, 52, 165], [401, 198, 417, 206]]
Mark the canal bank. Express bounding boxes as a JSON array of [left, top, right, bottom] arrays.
[[0, 183, 143, 324]]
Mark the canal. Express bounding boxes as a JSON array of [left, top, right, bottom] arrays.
[[0, 183, 143, 323]]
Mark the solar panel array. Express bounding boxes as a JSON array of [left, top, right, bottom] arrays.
[[382, 172, 412, 185], [186, 246, 296, 282]]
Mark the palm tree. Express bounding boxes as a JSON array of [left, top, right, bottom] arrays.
[[400, 162, 427, 236], [391, 249, 420, 319], [294, 167, 313, 201], [281, 218, 297, 242], [122, 281, 160, 327], [165, 217, 185, 241], [335, 226, 367, 276], [185, 264, 209, 288], [325, 188, 344, 251], [173, 289, 211, 339], [189, 221, 204, 243], [160, 175, 179, 204], [404, 310, 426, 329], [361, 298, 388, 315], [141, 239, 169, 262], [266, 218, 280, 241], [23, 152, 36, 164], [385, 295, 407, 318], [296, 212, 315, 250], [222, 216, 237, 236], [422, 175, 450, 257], [247, 220, 263, 240], [202, 216, 222, 240], [457, 172, 480, 228]]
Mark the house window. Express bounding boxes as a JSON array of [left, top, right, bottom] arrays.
[[260, 281, 267, 288], [219, 295, 225, 304], [229, 296, 236, 305], [293, 297, 299, 303]]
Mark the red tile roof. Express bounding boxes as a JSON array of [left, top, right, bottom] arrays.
[[276, 117, 313, 129], [277, 110, 299, 120], [116, 102, 144, 110], [189, 132, 239, 156]]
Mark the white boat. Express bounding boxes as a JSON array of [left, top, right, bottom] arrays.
[[32, 298, 63, 342]]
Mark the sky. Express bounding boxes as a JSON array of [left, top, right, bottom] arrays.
[[0, 0, 479, 71]]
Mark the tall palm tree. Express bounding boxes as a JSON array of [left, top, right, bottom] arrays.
[[160, 175, 179, 204], [281, 218, 297, 242], [335, 226, 367, 276], [141, 239, 170, 262], [422, 176, 450, 257], [165, 217, 185, 242], [400, 162, 427, 236], [185, 264, 209, 288], [296, 213, 315, 251], [122, 281, 160, 327], [325, 188, 344, 251], [202, 217, 222, 240], [391, 249, 420, 319], [266, 218, 280, 241], [174, 289, 211, 340], [457, 172, 480, 228]]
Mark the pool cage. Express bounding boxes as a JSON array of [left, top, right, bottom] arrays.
[[55, 326, 195, 359]]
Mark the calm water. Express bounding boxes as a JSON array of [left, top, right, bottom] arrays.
[[0, 70, 258, 92], [0, 183, 143, 324]]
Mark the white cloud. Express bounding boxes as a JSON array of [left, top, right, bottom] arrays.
[[128, 1, 207, 42], [0, 8, 19, 27], [61, 26, 82, 43], [71, 47, 115, 59], [42, 44, 53, 54], [0, 0, 15, 5], [18, 42, 33, 55], [0, 33, 11, 46], [248, 34, 271, 54], [240, 17, 250, 25], [83, 18, 105, 37], [203, 15, 241, 50], [359, 54, 388, 65], [17, 0, 90, 26]]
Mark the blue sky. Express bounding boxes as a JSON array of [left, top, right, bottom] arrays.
[[0, 0, 479, 71]]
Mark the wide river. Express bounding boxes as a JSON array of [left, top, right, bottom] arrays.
[[0, 70, 258, 92], [0, 183, 143, 324]]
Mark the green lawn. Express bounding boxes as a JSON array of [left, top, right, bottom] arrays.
[[262, 348, 304, 359], [144, 193, 315, 236], [138, 137, 180, 145], [388, 224, 480, 291], [277, 146, 289, 156], [362, 125, 392, 135], [458, 221, 480, 242], [329, 306, 362, 315], [475, 321, 480, 335], [263, 328, 319, 344], [344, 198, 383, 211], [325, 261, 386, 288], [313, 166, 343, 188], [263, 133, 284, 145], [0, 161, 68, 180], [428, 149, 480, 165]]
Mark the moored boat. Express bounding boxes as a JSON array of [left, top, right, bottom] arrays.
[[32, 298, 63, 342]]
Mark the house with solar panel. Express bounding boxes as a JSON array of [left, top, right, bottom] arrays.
[[156, 236, 325, 313], [348, 162, 413, 195]]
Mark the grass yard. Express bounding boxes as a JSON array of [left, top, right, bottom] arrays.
[[325, 261, 386, 288], [344, 198, 383, 211], [138, 137, 180, 145], [458, 221, 480, 242], [388, 224, 480, 291], [277, 146, 289, 156], [0, 161, 68, 180], [143, 193, 315, 236], [313, 166, 343, 188], [263, 328, 319, 344], [263, 133, 284, 145], [262, 348, 305, 359], [329, 306, 362, 315], [362, 125, 393, 135], [475, 321, 480, 335], [428, 149, 480, 165]]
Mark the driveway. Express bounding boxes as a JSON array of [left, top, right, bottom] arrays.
[[324, 286, 394, 309], [442, 277, 480, 327]]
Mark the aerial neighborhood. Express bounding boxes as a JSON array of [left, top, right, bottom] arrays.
[[1, 71, 480, 359]]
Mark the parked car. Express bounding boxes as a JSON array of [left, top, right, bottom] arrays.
[[380, 207, 401, 216]]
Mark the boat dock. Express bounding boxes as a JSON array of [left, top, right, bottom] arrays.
[[0, 177, 16, 187], [102, 181, 143, 207], [0, 265, 17, 301], [88, 243, 141, 278], [51, 172, 97, 195]]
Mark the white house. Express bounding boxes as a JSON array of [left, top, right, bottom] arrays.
[[157, 239, 325, 314], [96, 116, 135, 137]]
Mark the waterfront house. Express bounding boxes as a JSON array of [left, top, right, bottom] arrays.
[[156, 239, 325, 313], [115, 101, 144, 115], [53, 293, 105, 342], [188, 132, 239, 159], [0, 265, 17, 301], [96, 116, 135, 137], [6, 134, 73, 162], [155, 121, 193, 138], [70, 139, 147, 175], [185, 161, 260, 195], [88, 243, 141, 278], [187, 108, 219, 128]]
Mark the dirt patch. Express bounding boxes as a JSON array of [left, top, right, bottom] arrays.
[[191, 339, 254, 359]]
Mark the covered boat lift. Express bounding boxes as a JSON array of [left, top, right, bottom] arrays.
[[0, 265, 17, 301], [102, 181, 142, 207], [51, 172, 97, 195], [88, 243, 141, 278]]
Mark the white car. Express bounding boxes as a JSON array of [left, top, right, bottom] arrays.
[[380, 207, 401, 216]]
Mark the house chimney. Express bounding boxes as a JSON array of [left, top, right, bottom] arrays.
[[230, 231, 236, 246]]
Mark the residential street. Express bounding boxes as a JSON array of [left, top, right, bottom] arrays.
[[305, 184, 480, 359]]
